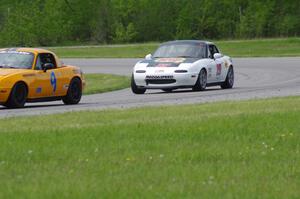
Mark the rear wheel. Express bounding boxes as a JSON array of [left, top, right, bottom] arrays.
[[221, 66, 234, 89], [63, 78, 82, 105], [193, 69, 207, 91], [131, 74, 146, 94], [5, 82, 28, 108]]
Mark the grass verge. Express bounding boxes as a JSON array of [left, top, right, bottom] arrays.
[[0, 96, 299, 198], [83, 73, 130, 95], [50, 43, 157, 58], [49, 38, 300, 58], [217, 37, 300, 57]]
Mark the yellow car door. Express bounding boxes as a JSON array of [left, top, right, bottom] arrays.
[[46, 68, 69, 96], [30, 53, 65, 98]]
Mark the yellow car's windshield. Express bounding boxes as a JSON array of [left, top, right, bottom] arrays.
[[0, 51, 34, 69]]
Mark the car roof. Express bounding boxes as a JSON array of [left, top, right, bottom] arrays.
[[160, 40, 215, 46], [0, 47, 53, 54]]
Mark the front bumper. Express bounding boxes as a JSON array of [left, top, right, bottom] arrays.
[[134, 72, 198, 89]]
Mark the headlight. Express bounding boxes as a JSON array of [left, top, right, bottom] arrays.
[[135, 70, 146, 73]]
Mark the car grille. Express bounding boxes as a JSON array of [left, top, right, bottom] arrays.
[[146, 79, 176, 84]]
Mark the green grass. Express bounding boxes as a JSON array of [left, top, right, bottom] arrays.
[[49, 38, 300, 58], [83, 73, 130, 95], [0, 96, 300, 198], [217, 37, 300, 57]]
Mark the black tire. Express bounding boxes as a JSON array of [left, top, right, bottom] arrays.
[[131, 75, 146, 94], [162, 89, 173, 93], [193, 69, 207, 91], [221, 66, 234, 89], [5, 82, 28, 108], [63, 78, 82, 105]]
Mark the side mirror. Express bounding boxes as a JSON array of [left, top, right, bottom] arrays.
[[145, 54, 152, 60], [42, 63, 54, 72], [213, 53, 223, 60]]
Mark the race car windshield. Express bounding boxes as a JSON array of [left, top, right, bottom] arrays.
[[0, 52, 34, 69], [153, 44, 206, 59]]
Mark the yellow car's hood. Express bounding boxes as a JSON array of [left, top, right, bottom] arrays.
[[0, 68, 29, 76]]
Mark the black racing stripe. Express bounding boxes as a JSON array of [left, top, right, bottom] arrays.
[[140, 60, 152, 64]]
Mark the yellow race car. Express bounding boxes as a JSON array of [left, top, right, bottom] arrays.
[[0, 48, 85, 108]]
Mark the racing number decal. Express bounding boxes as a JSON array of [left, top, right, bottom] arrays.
[[216, 63, 222, 76], [50, 71, 57, 92]]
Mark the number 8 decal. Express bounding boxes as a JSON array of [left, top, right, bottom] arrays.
[[50, 71, 57, 92]]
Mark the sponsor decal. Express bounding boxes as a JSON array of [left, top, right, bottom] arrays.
[[208, 68, 212, 78], [157, 63, 171, 67], [146, 75, 173, 79], [23, 74, 35, 77], [63, 84, 69, 90], [155, 58, 186, 64], [216, 64, 222, 76], [225, 61, 229, 68], [36, 87, 42, 94]]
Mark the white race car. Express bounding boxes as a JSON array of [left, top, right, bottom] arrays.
[[131, 40, 234, 94]]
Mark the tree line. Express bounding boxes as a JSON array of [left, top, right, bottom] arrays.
[[0, 0, 299, 46]]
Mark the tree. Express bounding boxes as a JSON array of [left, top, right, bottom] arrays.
[[0, 0, 299, 46]]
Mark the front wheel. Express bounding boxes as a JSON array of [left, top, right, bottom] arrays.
[[4, 82, 28, 108], [221, 66, 234, 89], [131, 75, 146, 94], [193, 69, 207, 91], [63, 78, 82, 105]]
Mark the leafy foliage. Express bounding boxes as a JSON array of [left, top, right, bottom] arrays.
[[0, 0, 299, 46]]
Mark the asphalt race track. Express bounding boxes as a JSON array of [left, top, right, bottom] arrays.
[[1, 57, 300, 118]]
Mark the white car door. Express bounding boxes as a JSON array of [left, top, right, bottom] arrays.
[[206, 59, 217, 83], [208, 45, 225, 83]]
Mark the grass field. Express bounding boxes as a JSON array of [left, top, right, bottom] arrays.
[[50, 43, 157, 58], [49, 38, 300, 58], [84, 74, 130, 95], [0, 96, 299, 198]]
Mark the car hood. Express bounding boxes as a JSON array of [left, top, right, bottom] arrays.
[[0, 68, 29, 77], [140, 57, 198, 67]]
